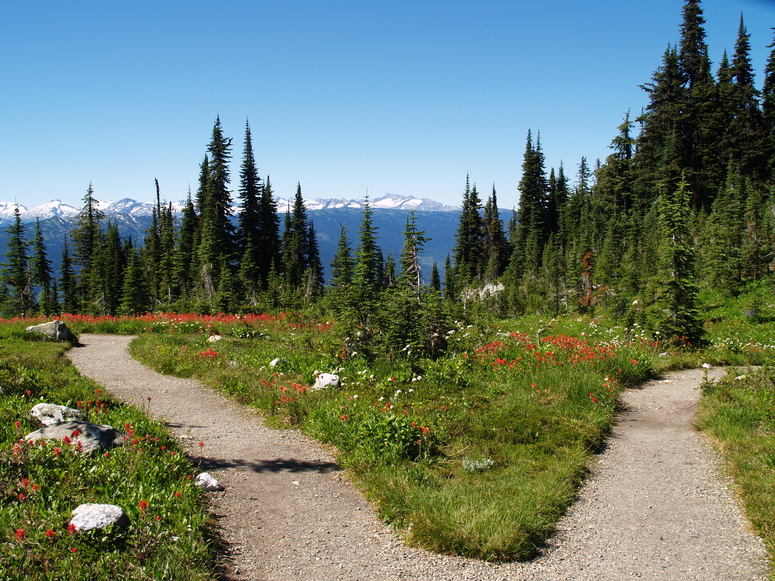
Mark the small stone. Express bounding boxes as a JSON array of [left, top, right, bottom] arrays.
[[312, 373, 340, 390], [70, 503, 129, 531], [207, 334, 222, 343], [195, 472, 224, 491]]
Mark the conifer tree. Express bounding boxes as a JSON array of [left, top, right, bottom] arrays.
[[351, 197, 382, 310], [237, 120, 263, 291], [175, 193, 199, 300], [399, 212, 429, 301], [483, 185, 508, 281], [30, 218, 54, 314], [330, 224, 354, 290], [119, 245, 148, 315], [59, 235, 77, 313], [70, 183, 106, 313], [283, 183, 310, 290], [1, 206, 33, 315], [429, 262, 441, 292], [452, 175, 485, 285], [305, 220, 324, 299], [258, 176, 281, 288], [647, 176, 704, 343]]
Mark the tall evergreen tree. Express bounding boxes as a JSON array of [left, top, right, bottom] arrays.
[[59, 235, 77, 313], [483, 185, 508, 281], [399, 212, 429, 301], [1, 207, 32, 315], [452, 175, 485, 285], [330, 224, 354, 289], [70, 183, 106, 313], [258, 176, 281, 288], [647, 176, 704, 343], [30, 218, 54, 314], [237, 119, 263, 291]]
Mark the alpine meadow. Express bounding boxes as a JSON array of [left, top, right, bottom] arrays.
[[5, 1, 775, 579]]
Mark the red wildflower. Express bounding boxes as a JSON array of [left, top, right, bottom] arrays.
[[45, 529, 55, 538], [139, 500, 148, 512], [339, 414, 348, 421], [15, 529, 25, 540]]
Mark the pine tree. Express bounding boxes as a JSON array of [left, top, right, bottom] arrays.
[[762, 30, 775, 176], [258, 176, 281, 288], [305, 220, 324, 299], [647, 176, 704, 343], [237, 119, 263, 292], [399, 212, 429, 301], [1, 206, 33, 315], [30, 218, 54, 314], [510, 132, 549, 282], [330, 224, 354, 289], [483, 185, 507, 281], [351, 197, 382, 311], [119, 245, 148, 315], [175, 193, 199, 300], [70, 183, 106, 313], [283, 183, 310, 290], [59, 235, 77, 313], [429, 262, 441, 292], [452, 175, 485, 285]]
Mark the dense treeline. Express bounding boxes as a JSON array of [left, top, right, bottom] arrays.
[[3, 0, 774, 352]]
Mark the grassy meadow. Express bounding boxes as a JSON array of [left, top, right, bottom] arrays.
[[3, 286, 775, 576]]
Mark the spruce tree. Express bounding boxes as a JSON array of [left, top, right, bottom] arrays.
[[237, 119, 263, 291], [2, 206, 32, 315], [30, 218, 54, 314], [452, 175, 485, 285], [258, 176, 281, 288], [330, 224, 354, 289], [399, 212, 429, 301], [70, 183, 105, 313], [305, 220, 324, 299], [647, 176, 704, 343], [59, 235, 77, 313]]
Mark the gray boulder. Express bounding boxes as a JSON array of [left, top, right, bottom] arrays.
[[31, 403, 85, 426], [25, 320, 77, 343], [70, 503, 130, 532], [25, 420, 125, 454]]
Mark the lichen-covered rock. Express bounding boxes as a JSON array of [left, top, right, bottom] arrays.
[[30, 403, 85, 426], [25, 420, 125, 454], [25, 320, 77, 343], [70, 503, 129, 531]]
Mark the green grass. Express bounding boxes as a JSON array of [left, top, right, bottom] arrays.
[[697, 367, 775, 574], [128, 311, 655, 561], [0, 322, 217, 581]]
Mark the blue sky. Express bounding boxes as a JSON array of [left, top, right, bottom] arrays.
[[3, 0, 775, 211]]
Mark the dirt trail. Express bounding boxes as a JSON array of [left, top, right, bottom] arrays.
[[67, 335, 770, 580]]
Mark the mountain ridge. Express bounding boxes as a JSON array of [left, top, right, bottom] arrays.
[[2, 193, 458, 225]]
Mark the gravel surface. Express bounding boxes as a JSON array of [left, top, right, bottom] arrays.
[[67, 335, 771, 580]]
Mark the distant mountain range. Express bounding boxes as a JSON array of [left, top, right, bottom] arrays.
[[0, 194, 474, 283], [0, 193, 458, 225]]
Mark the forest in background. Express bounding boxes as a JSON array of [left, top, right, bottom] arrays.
[[3, 0, 775, 355]]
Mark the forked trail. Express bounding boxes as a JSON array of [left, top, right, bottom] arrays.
[[68, 335, 770, 581]]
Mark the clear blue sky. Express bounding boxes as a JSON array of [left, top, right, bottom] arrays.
[[3, 0, 775, 211]]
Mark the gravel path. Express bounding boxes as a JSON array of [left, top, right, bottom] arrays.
[[67, 335, 771, 581]]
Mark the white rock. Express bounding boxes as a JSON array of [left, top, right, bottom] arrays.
[[312, 373, 341, 390], [701, 363, 713, 369], [207, 335, 222, 342], [31, 403, 85, 426], [70, 503, 129, 531], [269, 358, 284, 367], [195, 472, 224, 491]]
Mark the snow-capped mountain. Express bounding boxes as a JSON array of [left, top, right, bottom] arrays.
[[2, 194, 457, 225]]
